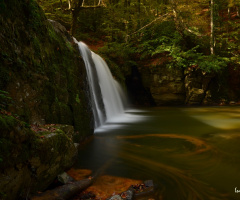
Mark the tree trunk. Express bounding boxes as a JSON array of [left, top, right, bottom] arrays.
[[71, 10, 78, 35], [60, 0, 63, 9], [70, 0, 83, 35], [68, 0, 72, 9], [172, 2, 185, 38], [138, 0, 140, 13], [228, 7, 231, 19], [137, 0, 141, 28], [210, 0, 215, 55]]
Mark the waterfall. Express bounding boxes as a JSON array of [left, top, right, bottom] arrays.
[[74, 40, 128, 129]]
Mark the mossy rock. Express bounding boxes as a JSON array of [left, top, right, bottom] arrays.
[[0, 0, 94, 137], [0, 118, 78, 200]]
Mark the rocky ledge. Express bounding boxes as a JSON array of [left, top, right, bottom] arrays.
[[0, 114, 78, 200]]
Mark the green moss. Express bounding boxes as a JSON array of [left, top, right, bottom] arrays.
[[1, 0, 93, 141], [33, 36, 41, 56], [0, 116, 8, 130], [34, 131, 72, 164], [48, 27, 59, 43], [58, 103, 72, 124], [0, 115, 16, 131], [17, 107, 31, 123], [75, 94, 80, 104], [16, 58, 27, 70], [0, 136, 34, 169], [66, 42, 74, 52], [27, 0, 44, 31], [40, 104, 51, 122]]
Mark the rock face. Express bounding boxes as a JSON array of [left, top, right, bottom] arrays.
[[0, 115, 78, 200], [139, 65, 186, 105], [0, 0, 94, 138], [136, 64, 215, 106], [184, 68, 214, 105], [0, 0, 94, 199]]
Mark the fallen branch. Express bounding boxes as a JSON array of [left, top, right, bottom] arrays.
[[30, 159, 114, 200], [31, 178, 94, 200]]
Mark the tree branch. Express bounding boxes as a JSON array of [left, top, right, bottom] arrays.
[[184, 28, 206, 37], [128, 13, 170, 37], [79, 5, 106, 8]]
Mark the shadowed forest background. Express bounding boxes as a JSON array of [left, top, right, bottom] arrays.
[[37, 0, 240, 106]]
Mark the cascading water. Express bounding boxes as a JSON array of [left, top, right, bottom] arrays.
[[74, 39, 129, 130]]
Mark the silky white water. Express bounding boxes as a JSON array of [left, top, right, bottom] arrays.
[[75, 40, 133, 130]]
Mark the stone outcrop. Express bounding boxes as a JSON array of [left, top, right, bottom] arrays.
[[0, 115, 78, 200], [0, 0, 94, 199], [136, 64, 215, 106], [139, 65, 186, 105], [0, 0, 94, 138], [184, 68, 214, 105]]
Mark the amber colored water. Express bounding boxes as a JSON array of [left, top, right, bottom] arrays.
[[72, 106, 240, 200]]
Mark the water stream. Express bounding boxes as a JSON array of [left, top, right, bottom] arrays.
[[72, 106, 240, 200], [75, 40, 129, 129], [72, 42, 240, 199]]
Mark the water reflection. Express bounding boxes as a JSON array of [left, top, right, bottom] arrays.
[[73, 107, 240, 200], [183, 107, 240, 130]]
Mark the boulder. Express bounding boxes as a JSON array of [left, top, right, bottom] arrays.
[[185, 69, 214, 105], [0, 116, 78, 200]]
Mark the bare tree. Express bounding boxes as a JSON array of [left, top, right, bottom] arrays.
[[68, 0, 72, 9], [70, 0, 105, 35], [210, 0, 215, 55]]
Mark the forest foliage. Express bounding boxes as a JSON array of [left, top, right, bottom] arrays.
[[37, 0, 240, 73]]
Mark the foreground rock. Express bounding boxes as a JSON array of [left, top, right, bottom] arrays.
[[31, 178, 94, 200], [0, 115, 78, 200], [106, 180, 155, 200]]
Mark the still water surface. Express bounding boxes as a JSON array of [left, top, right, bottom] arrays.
[[73, 106, 240, 200]]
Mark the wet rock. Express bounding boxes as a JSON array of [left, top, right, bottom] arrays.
[[121, 187, 134, 200], [144, 180, 154, 187], [107, 195, 123, 200], [48, 19, 72, 43], [57, 172, 75, 184]]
